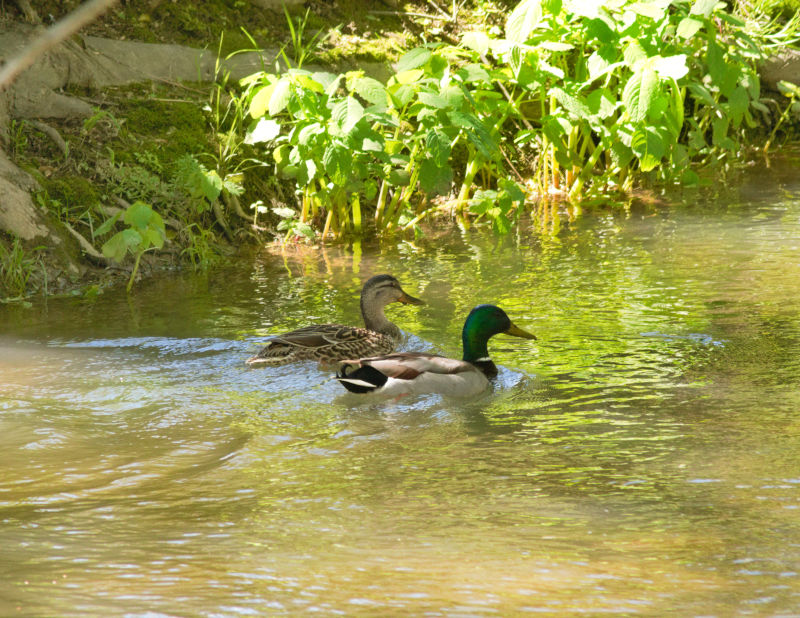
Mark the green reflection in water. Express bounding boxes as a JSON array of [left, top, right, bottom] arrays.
[[3, 158, 800, 614]]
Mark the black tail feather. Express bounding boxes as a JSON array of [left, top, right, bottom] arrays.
[[336, 363, 389, 394]]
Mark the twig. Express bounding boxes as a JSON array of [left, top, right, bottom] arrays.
[[424, 0, 452, 20], [499, 143, 525, 184], [368, 10, 448, 21], [62, 220, 110, 264], [0, 0, 120, 90], [29, 120, 68, 156]]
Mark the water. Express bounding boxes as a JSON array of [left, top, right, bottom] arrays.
[[2, 158, 800, 615]]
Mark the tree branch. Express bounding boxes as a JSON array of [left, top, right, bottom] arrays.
[[0, 0, 119, 90]]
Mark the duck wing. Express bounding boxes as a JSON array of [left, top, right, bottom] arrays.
[[247, 324, 394, 366], [337, 352, 487, 396]]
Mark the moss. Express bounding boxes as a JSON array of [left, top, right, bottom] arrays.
[[42, 176, 100, 210], [117, 99, 210, 174]]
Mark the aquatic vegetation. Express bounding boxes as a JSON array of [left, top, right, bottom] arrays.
[[235, 0, 797, 240]]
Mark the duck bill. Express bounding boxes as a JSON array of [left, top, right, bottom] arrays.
[[505, 322, 537, 340], [397, 290, 424, 305]]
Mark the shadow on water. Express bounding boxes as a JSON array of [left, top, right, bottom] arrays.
[[3, 155, 800, 614]]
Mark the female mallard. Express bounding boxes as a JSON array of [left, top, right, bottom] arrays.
[[336, 304, 535, 398], [246, 274, 423, 366]]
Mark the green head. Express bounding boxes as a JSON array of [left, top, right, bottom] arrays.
[[461, 304, 536, 370]]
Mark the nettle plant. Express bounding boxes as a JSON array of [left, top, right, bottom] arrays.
[[241, 41, 524, 239], [474, 0, 771, 197], [241, 0, 783, 239]]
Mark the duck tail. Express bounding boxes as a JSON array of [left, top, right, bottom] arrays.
[[336, 362, 388, 394]]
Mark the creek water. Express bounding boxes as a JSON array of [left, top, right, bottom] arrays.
[[2, 157, 800, 615]]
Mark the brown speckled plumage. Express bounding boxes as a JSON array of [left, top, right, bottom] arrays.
[[246, 274, 422, 367]]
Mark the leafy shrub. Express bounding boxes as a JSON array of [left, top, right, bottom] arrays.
[[235, 0, 794, 239]]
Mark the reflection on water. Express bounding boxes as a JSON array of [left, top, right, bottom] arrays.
[[3, 157, 800, 614]]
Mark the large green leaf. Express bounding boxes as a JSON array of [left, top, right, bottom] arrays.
[[457, 63, 491, 84], [550, 87, 590, 119], [123, 201, 155, 231], [726, 85, 750, 127], [690, 0, 718, 18], [101, 229, 142, 263], [629, 2, 667, 20], [296, 122, 323, 147], [418, 159, 453, 195], [388, 168, 411, 187], [706, 41, 739, 98], [249, 83, 274, 118], [351, 76, 387, 106], [631, 126, 665, 171], [395, 48, 432, 73], [462, 31, 490, 56], [393, 69, 425, 85], [418, 91, 449, 109], [245, 118, 281, 144], [586, 89, 617, 119], [623, 67, 660, 124], [426, 128, 451, 167], [506, 0, 542, 44], [143, 226, 165, 250], [677, 16, 704, 39], [343, 97, 365, 134], [653, 55, 688, 80], [386, 84, 413, 109], [268, 78, 292, 116], [322, 143, 351, 185], [447, 111, 495, 158]]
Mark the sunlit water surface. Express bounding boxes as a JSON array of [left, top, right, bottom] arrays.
[[3, 160, 800, 615]]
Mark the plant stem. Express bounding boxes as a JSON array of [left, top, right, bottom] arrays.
[[127, 250, 143, 293], [351, 193, 362, 234], [454, 151, 481, 214]]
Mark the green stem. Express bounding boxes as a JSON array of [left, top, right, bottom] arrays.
[[375, 178, 389, 226], [455, 151, 481, 214], [127, 250, 144, 293], [569, 140, 606, 199], [351, 193, 362, 235], [764, 94, 795, 153]]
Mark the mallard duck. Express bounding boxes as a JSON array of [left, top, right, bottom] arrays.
[[246, 274, 423, 366], [336, 304, 536, 398]]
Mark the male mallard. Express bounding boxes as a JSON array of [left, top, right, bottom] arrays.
[[336, 304, 536, 397], [246, 274, 423, 366]]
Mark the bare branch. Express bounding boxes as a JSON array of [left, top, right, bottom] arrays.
[[0, 0, 120, 90]]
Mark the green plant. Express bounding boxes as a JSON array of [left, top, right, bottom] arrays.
[[280, 5, 331, 69], [180, 223, 221, 270], [8, 119, 28, 159], [97, 201, 166, 292], [765, 79, 800, 150], [232, 0, 797, 241], [0, 236, 39, 300]]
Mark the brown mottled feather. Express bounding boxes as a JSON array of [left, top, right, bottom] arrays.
[[247, 324, 395, 366]]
